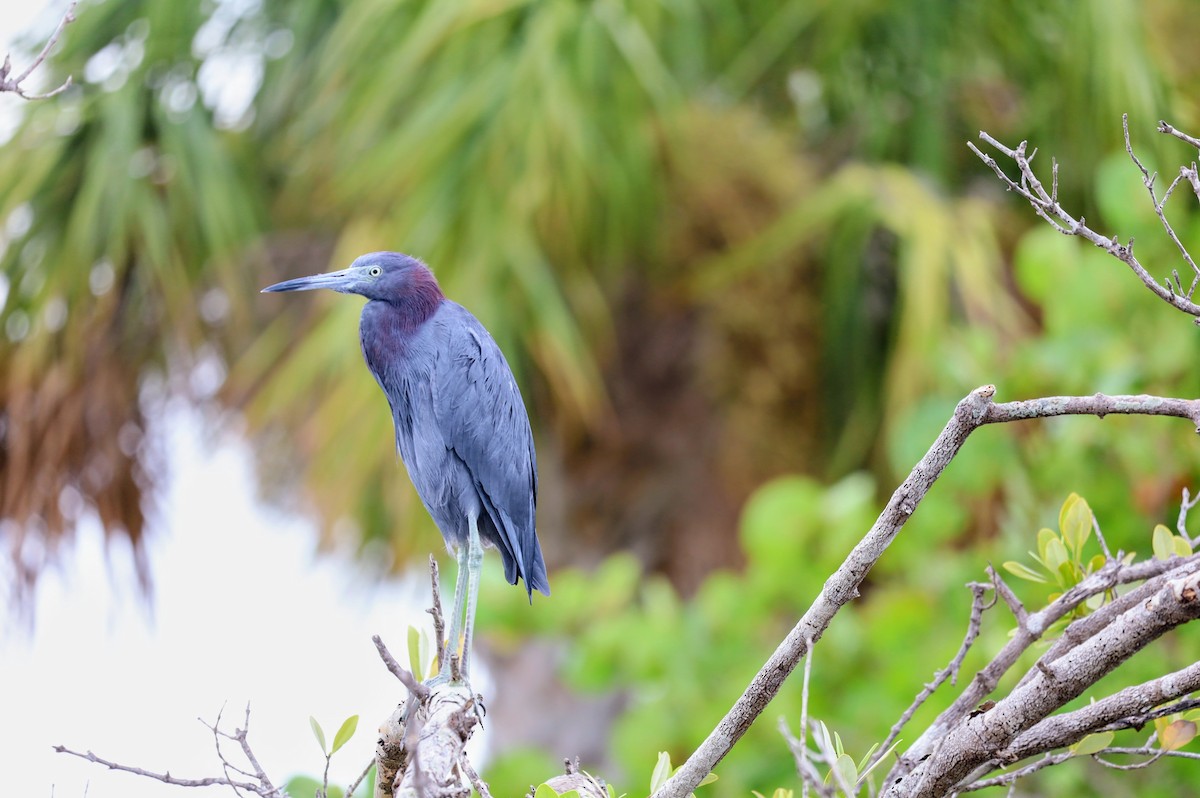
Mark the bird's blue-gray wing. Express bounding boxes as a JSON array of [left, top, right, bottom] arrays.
[[430, 303, 548, 597]]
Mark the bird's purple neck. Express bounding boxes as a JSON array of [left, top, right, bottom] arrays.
[[389, 267, 445, 331]]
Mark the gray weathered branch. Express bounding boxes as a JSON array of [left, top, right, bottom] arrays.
[[969, 120, 1200, 321], [654, 386, 1200, 798], [884, 563, 1200, 797]]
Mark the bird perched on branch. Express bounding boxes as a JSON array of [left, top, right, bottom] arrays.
[[264, 252, 549, 680]]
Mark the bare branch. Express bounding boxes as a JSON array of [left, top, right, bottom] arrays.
[[1017, 557, 1200, 689], [0, 2, 77, 100], [1158, 120, 1200, 150], [347, 759, 375, 797], [1003, 659, 1200, 760], [884, 566, 1200, 797], [1177, 487, 1200, 547], [650, 384, 1000, 798], [55, 706, 285, 797], [54, 745, 270, 792], [1122, 115, 1200, 299], [971, 126, 1200, 320], [889, 554, 1198, 788], [427, 555, 446, 674], [373, 634, 430, 700], [654, 384, 1200, 798], [1094, 746, 1200, 766], [981, 392, 1200, 429]]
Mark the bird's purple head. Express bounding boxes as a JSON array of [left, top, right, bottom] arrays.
[[262, 251, 444, 305]]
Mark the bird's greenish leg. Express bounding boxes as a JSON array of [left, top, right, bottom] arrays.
[[460, 513, 484, 677], [438, 538, 471, 681]]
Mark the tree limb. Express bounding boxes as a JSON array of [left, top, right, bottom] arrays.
[[654, 385, 1200, 798], [969, 122, 1200, 321], [884, 565, 1200, 797]]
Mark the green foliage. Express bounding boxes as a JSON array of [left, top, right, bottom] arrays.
[[309, 713, 358, 756], [1003, 493, 1115, 611], [647, 751, 717, 795], [287, 776, 346, 798], [1151, 524, 1194, 560], [484, 481, 1200, 797], [407, 623, 438, 681], [285, 767, 375, 798], [798, 720, 899, 797]]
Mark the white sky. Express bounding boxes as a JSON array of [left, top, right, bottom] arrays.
[[0, 6, 492, 795], [2, 401, 457, 797]]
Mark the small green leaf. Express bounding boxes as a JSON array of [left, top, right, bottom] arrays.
[[332, 714, 359, 754], [1087, 554, 1107, 573], [1043, 537, 1069, 577], [534, 784, 560, 798], [1036, 528, 1059, 562], [833, 730, 845, 757], [695, 773, 718, 787], [855, 743, 879, 772], [1174, 535, 1194, 557], [833, 753, 857, 792], [1152, 524, 1174, 560], [310, 716, 327, 754], [1057, 559, 1082, 588], [1003, 561, 1047, 583], [1160, 719, 1197, 751], [1059, 493, 1092, 556], [650, 752, 672, 793], [857, 739, 902, 782], [816, 721, 834, 756], [1070, 731, 1113, 755], [408, 625, 423, 679]]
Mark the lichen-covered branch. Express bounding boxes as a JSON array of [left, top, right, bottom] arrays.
[[884, 563, 1200, 798], [654, 385, 1200, 798]]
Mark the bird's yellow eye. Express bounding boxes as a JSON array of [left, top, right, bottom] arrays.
[[369, 266, 382, 277]]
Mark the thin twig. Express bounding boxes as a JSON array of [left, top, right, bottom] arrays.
[[373, 634, 431, 700], [427, 555, 446, 674], [1158, 120, 1200, 150], [989, 566, 1027, 625], [346, 759, 374, 797], [53, 746, 270, 793], [459, 754, 494, 798], [800, 634, 814, 798], [55, 706, 285, 797], [1123, 115, 1200, 295], [1177, 487, 1200, 547], [0, 2, 77, 99], [1094, 746, 1200, 767], [871, 581, 993, 770], [970, 126, 1200, 320], [1091, 516, 1113, 560]]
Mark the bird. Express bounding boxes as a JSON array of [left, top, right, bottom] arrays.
[[263, 252, 549, 681]]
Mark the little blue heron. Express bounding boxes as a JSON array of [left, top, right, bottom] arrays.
[[263, 252, 549, 680]]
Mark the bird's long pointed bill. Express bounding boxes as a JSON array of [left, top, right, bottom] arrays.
[[261, 268, 355, 293]]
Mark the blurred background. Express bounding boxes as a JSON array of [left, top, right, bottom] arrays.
[[3, 0, 1200, 795]]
